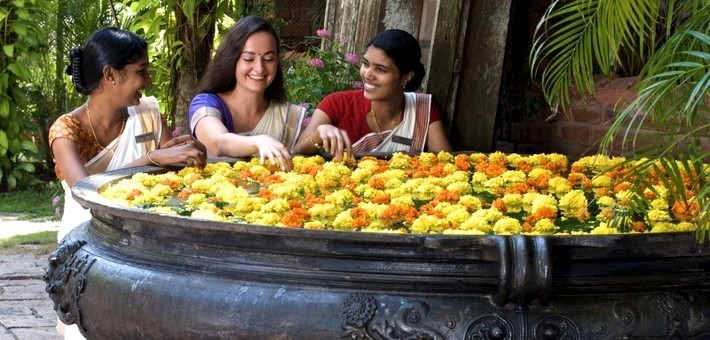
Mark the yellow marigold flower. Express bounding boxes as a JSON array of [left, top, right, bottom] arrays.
[[473, 208, 504, 224], [596, 196, 615, 207], [468, 153, 486, 166], [308, 203, 339, 219], [304, 221, 326, 230], [361, 227, 407, 234], [231, 160, 251, 173], [443, 228, 485, 235], [590, 222, 619, 235], [444, 207, 470, 226], [591, 175, 613, 188], [502, 193, 524, 213], [492, 217, 522, 235], [548, 177, 572, 196], [650, 222, 675, 233], [558, 190, 588, 218], [325, 189, 355, 207], [214, 185, 250, 204], [357, 202, 388, 219], [246, 211, 281, 226], [675, 222, 696, 232], [202, 162, 234, 177], [470, 172, 488, 192], [459, 195, 483, 212], [191, 208, 225, 221], [148, 206, 178, 216], [531, 194, 558, 215], [260, 198, 290, 213], [501, 170, 526, 184], [389, 152, 412, 169], [384, 177, 404, 190], [418, 152, 437, 166], [484, 176, 505, 191], [186, 193, 207, 205], [224, 197, 266, 216], [447, 181, 472, 196], [488, 151, 507, 164], [528, 168, 552, 179], [333, 209, 354, 230], [133, 172, 162, 187], [651, 199, 669, 210], [522, 192, 540, 213], [413, 181, 443, 201], [534, 218, 556, 234], [647, 209, 672, 223], [459, 215, 492, 233], [436, 151, 455, 164], [366, 220, 388, 230], [390, 194, 414, 207], [362, 187, 386, 200], [506, 153, 523, 165], [351, 167, 374, 184], [411, 214, 446, 234]]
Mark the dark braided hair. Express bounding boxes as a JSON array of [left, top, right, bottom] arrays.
[[367, 29, 426, 92], [66, 27, 148, 95]]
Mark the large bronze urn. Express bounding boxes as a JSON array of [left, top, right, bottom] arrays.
[[44, 165, 710, 339]]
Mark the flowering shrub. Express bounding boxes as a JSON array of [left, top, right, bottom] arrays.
[[283, 28, 362, 119], [99, 151, 706, 235]]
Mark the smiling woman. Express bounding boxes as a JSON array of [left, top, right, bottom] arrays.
[[188, 15, 306, 172], [292, 29, 452, 161]]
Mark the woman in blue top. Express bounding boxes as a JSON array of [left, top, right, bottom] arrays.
[[189, 16, 305, 171]]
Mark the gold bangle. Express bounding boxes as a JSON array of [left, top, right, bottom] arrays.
[[310, 134, 322, 150], [146, 150, 162, 167]]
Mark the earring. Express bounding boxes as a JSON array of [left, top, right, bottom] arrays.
[[111, 80, 116, 85]]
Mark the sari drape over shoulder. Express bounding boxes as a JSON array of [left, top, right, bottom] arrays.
[[189, 93, 306, 152], [53, 96, 163, 241], [352, 92, 431, 154]]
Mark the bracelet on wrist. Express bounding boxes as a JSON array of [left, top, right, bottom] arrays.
[[146, 150, 162, 167], [310, 134, 322, 150]]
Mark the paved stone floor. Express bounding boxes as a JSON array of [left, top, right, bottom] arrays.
[[0, 248, 62, 340], [1, 215, 62, 339]]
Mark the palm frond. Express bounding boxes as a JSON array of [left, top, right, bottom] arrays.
[[531, 0, 661, 114]]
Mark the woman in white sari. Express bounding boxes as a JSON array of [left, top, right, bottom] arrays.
[[48, 27, 206, 340], [293, 29, 451, 160], [189, 16, 305, 171]]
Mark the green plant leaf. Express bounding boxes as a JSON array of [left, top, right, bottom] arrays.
[[2, 44, 13, 58]]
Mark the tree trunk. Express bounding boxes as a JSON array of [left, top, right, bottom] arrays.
[[170, 1, 217, 135]]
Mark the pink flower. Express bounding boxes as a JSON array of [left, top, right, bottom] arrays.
[[345, 53, 359, 65], [337, 34, 347, 44], [352, 81, 364, 89], [316, 29, 330, 37], [309, 58, 325, 68], [55, 207, 62, 216], [52, 195, 61, 206], [171, 127, 181, 138]]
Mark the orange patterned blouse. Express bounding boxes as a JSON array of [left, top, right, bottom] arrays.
[[48, 114, 104, 179]]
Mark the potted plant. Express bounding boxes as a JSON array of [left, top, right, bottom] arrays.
[[531, 0, 709, 240]]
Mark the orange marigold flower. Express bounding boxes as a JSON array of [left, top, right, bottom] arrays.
[[504, 183, 530, 195], [522, 222, 534, 233], [613, 182, 630, 194], [492, 198, 507, 213], [535, 206, 557, 221], [281, 208, 310, 228], [574, 207, 590, 223], [372, 193, 391, 204], [672, 200, 699, 221], [631, 221, 647, 233], [126, 189, 143, 201], [177, 189, 194, 201], [515, 161, 533, 174], [455, 154, 471, 171], [368, 177, 386, 190], [435, 190, 460, 203], [258, 188, 277, 201]]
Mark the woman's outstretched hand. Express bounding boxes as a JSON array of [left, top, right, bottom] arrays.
[[314, 124, 353, 163], [156, 135, 207, 168], [255, 135, 293, 171]]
